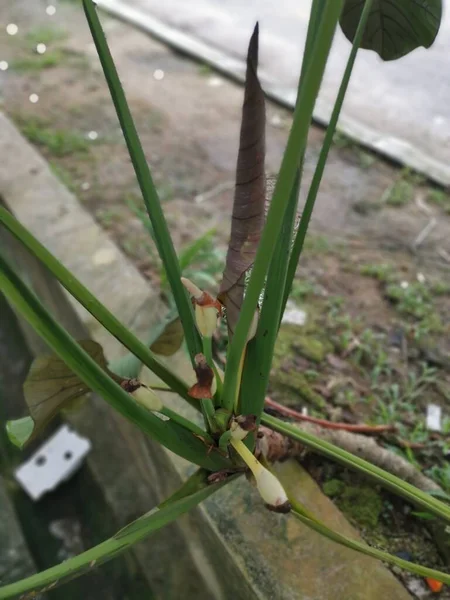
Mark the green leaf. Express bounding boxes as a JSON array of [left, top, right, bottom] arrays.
[[6, 417, 34, 449], [218, 23, 266, 339], [291, 508, 450, 584], [0, 252, 229, 471], [7, 341, 111, 447], [340, 0, 442, 61], [0, 469, 236, 599], [82, 0, 201, 362], [262, 413, 450, 525], [0, 207, 190, 403]]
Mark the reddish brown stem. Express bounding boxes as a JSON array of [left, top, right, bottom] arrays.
[[264, 397, 397, 434]]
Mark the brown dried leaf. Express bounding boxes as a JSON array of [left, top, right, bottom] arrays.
[[14, 341, 110, 446], [150, 316, 184, 356], [219, 23, 266, 336], [188, 353, 214, 399]]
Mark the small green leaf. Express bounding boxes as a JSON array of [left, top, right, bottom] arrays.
[[340, 0, 442, 61], [6, 417, 35, 449]]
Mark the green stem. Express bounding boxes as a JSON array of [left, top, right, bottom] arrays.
[[222, 1, 343, 412], [262, 413, 450, 524], [239, 170, 301, 419], [291, 506, 450, 584], [202, 335, 223, 400], [0, 471, 235, 599], [0, 207, 195, 407], [0, 252, 228, 471], [282, 0, 373, 313], [82, 0, 201, 361], [160, 406, 213, 442]]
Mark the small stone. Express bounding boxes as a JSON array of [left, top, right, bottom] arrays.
[[6, 24, 18, 36]]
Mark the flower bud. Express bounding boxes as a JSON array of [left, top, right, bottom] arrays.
[[254, 467, 291, 514], [181, 277, 221, 337], [121, 379, 164, 412], [230, 438, 290, 513]]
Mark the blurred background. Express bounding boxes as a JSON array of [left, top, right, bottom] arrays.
[[0, 1, 449, 599]]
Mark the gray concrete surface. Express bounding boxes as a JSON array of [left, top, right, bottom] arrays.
[[98, 0, 450, 186]]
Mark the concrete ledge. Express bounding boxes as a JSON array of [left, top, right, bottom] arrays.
[[0, 110, 411, 599], [97, 0, 450, 187]]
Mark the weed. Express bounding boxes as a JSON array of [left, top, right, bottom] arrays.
[[430, 280, 450, 295], [198, 64, 213, 76], [26, 26, 68, 46], [290, 280, 317, 300], [359, 263, 394, 282], [96, 207, 123, 228], [304, 234, 331, 255], [385, 179, 414, 206], [12, 50, 65, 72], [427, 188, 450, 214], [17, 117, 90, 156], [385, 281, 430, 319], [49, 162, 77, 192]]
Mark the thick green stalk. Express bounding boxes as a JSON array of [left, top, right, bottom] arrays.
[[262, 413, 450, 524], [82, 0, 201, 360], [0, 253, 229, 471], [239, 171, 300, 418], [0, 470, 235, 599], [0, 207, 194, 405], [222, 1, 344, 412], [282, 0, 374, 313]]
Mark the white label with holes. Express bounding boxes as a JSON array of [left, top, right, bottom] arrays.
[[426, 404, 442, 432], [14, 425, 91, 501]]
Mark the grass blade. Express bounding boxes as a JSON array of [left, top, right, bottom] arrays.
[[0, 469, 235, 599], [0, 252, 229, 471], [222, 1, 344, 411], [282, 0, 373, 313], [262, 413, 450, 524], [291, 508, 450, 584], [0, 207, 194, 405], [82, 0, 201, 360]]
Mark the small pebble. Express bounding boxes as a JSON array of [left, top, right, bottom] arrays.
[[6, 24, 18, 36], [416, 272, 425, 283], [400, 281, 409, 289], [0, 61, 8, 71], [153, 69, 164, 81], [29, 93, 39, 104], [46, 5, 57, 16], [36, 43, 47, 55]]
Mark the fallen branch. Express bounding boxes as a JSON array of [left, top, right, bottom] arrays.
[[257, 422, 440, 493], [264, 397, 396, 434]]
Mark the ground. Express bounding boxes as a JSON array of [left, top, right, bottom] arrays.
[[0, 0, 449, 596]]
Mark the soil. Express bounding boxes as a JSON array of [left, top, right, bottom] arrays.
[[1, 1, 449, 597]]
